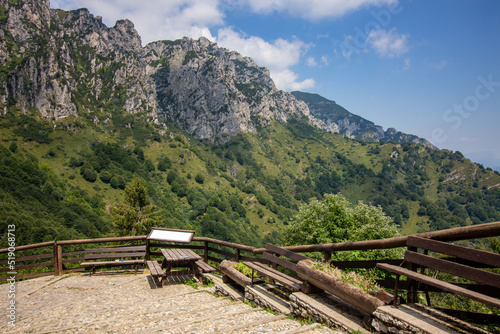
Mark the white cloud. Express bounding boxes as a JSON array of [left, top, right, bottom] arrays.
[[367, 28, 408, 57], [243, 0, 398, 20], [272, 70, 316, 91], [51, 0, 223, 44], [216, 28, 305, 70], [307, 57, 318, 67], [216, 28, 315, 90]]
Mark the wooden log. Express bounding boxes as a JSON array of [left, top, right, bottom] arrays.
[[219, 260, 253, 287], [296, 259, 385, 314]]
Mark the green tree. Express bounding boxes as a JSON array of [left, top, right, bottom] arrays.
[[195, 173, 204, 184], [284, 193, 403, 261], [112, 178, 162, 236]]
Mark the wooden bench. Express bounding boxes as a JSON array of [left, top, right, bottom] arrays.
[[81, 245, 146, 276], [377, 236, 500, 310], [243, 243, 311, 292], [146, 260, 167, 286], [195, 260, 217, 273], [146, 258, 215, 287]]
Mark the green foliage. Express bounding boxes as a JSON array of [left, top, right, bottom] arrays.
[[284, 194, 403, 261], [12, 115, 53, 143], [0, 145, 111, 246], [195, 173, 204, 184], [112, 178, 162, 236]]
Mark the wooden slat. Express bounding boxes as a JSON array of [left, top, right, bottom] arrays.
[[61, 250, 88, 256], [195, 260, 216, 273], [333, 259, 405, 269], [0, 253, 53, 264], [377, 263, 500, 309], [146, 260, 165, 277], [244, 262, 302, 291], [239, 255, 267, 263], [207, 247, 235, 258], [0, 242, 55, 253], [62, 257, 85, 264], [262, 252, 297, 272], [404, 251, 500, 289], [407, 236, 500, 267], [265, 243, 309, 262], [85, 246, 146, 253], [0, 260, 54, 273], [84, 252, 145, 260], [81, 260, 144, 267], [57, 236, 146, 246]]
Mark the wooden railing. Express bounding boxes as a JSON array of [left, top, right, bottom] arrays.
[[1, 221, 499, 283]]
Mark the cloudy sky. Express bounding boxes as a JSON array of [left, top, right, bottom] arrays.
[[51, 0, 500, 170]]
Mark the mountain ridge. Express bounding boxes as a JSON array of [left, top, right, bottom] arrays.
[[1, 0, 431, 146], [291, 91, 435, 148]]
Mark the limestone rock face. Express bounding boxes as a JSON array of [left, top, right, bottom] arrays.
[[292, 91, 435, 148], [0, 0, 432, 146], [145, 37, 310, 142], [0, 0, 155, 120]]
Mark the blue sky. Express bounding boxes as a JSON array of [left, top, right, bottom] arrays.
[[51, 0, 500, 170]]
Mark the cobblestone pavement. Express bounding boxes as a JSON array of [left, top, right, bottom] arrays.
[[0, 273, 339, 333]]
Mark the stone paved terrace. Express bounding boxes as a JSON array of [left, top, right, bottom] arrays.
[[0, 273, 339, 334]]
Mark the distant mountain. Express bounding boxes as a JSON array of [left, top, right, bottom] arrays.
[[292, 91, 435, 148]]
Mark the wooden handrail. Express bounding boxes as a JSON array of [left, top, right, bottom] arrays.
[[56, 236, 147, 246], [0, 241, 55, 253], [192, 237, 255, 252], [252, 221, 500, 254]]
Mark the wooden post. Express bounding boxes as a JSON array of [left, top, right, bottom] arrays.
[[235, 249, 240, 263], [204, 241, 209, 262], [323, 250, 332, 263], [53, 243, 63, 276], [145, 239, 150, 260]]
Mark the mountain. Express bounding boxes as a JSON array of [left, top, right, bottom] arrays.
[[0, 0, 313, 144], [0, 0, 431, 146], [291, 91, 435, 147], [1, 0, 499, 247]]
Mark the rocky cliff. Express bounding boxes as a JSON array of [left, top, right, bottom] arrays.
[[0, 0, 431, 145], [292, 91, 435, 147]]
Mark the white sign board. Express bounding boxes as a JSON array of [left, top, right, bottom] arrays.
[[147, 228, 195, 243]]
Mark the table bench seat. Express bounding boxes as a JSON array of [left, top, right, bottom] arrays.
[[195, 260, 216, 273], [146, 260, 166, 278]]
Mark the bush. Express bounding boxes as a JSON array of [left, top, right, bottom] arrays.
[[284, 193, 403, 261], [195, 173, 204, 184], [81, 168, 97, 182]]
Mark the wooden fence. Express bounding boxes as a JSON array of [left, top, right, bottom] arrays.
[[2, 221, 500, 302], [1, 221, 499, 281]]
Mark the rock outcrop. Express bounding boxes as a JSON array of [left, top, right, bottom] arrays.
[[292, 91, 435, 148], [0, 0, 433, 145]]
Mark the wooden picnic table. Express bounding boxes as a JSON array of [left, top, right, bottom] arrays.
[[160, 248, 203, 277]]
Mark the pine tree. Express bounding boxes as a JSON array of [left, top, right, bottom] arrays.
[[112, 178, 162, 236]]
